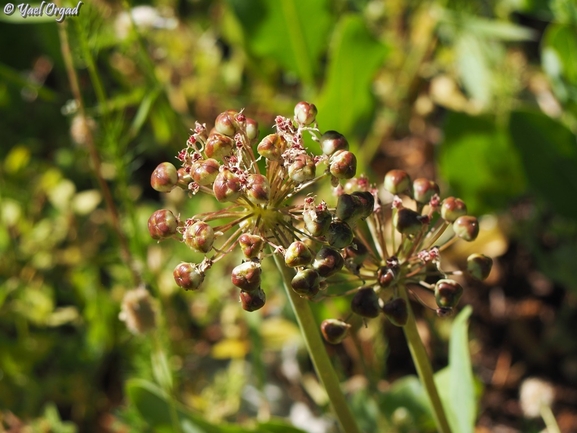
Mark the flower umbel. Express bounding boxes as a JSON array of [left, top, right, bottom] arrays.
[[149, 103, 358, 311]]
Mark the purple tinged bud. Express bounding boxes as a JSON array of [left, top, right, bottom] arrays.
[[151, 162, 178, 192], [213, 168, 242, 202], [191, 158, 220, 186], [291, 268, 321, 299], [329, 150, 357, 179], [441, 197, 467, 222], [467, 253, 493, 280], [239, 288, 266, 312], [343, 238, 369, 265], [453, 216, 479, 242], [303, 208, 332, 237], [148, 209, 178, 240], [313, 247, 344, 278], [205, 132, 234, 161], [381, 297, 408, 326], [177, 168, 193, 189], [377, 266, 395, 288], [257, 134, 284, 161], [294, 101, 318, 125], [231, 261, 262, 292], [184, 221, 214, 253], [214, 110, 238, 137], [245, 117, 259, 140], [320, 130, 349, 155], [173, 262, 204, 290], [288, 154, 316, 183], [351, 287, 380, 318], [412, 178, 440, 204], [238, 234, 265, 258], [284, 241, 313, 267], [434, 279, 463, 308], [320, 319, 351, 344], [394, 208, 425, 236], [246, 174, 270, 204], [384, 170, 411, 195]]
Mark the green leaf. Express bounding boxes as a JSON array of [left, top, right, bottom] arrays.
[[509, 110, 577, 219], [455, 34, 491, 105], [380, 376, 435, 430], [227, 0, 332, 85], [542, 24, 577, 85], [316, 15, 387, 146], [438, 111, 526, 215], [445, 306, 476, 433]]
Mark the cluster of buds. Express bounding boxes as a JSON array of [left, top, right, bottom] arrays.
[[148, 102, 358, 311], [318, 170, 492, 343]]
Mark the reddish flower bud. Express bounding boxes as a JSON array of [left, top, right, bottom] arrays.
[[257, 134, 284, 161], [384, 170, 411, 195], [246, 174, 270, 204], [238, 234, 265, 258], [441, 197, 467, 222], [291, 268, 321, 299], [377, 266, 395, 288], [288, 153, 316, 183], [412, 178, 439, 204], [327, 221, 354, 249], [214, 110, 238, 137], [434, 279, 463, 309], [173, 262, 204, 290], [320, 130, 348, 155], [148, 209, 178, 240], [351, 288, 380, 318], [284, 241, 313, 267], [191, 158, 220, 186], [239, 288, 266, 312], [303, 208, 332, 237], [231, 261, 262, 292], [151, 162, 178, 192], [184, 221, 214, 253], [467, 253, 493, 280], [177, 167, 193, 189], [382, 297, 408, 326], [329, 150, 357, 179], [453, 216, 479, 242], [313, 247, 344, 278], [205, 132, 234, 161], [394, 208, 425, 236], [320, 319, 351, 344], [213, 168, 242, 202], [245, 117, 259, 140], [294, 101, 318, 125]]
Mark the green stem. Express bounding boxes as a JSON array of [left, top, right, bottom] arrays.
[[273, 254, 362, 433], [399, 285, 452, 433], [540, 405, 561, 433]]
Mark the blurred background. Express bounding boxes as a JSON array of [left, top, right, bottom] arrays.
[[1, 0, 577, 432]]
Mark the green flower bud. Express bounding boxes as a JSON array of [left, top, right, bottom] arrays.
[[381, 297, 408, 326], [231, 261, 262, 292], [294, 101, 318, 125], [257, 134, 284, 161], [434, 279, 463, 309], [384, 170, 411, 195], [288, 154, 316, 183], [351, 288, 380, 318], [291, 268, 321, 299], [320, 319, 351, 344], [151, 162, 178, 192], [238, 234, 265, 258], [284, 241, 313, 267], [184, 221, 214, 253], [173, 262, 204, 290], [320, 130, 348, 155], [467, 253, 493, 280], [214, 110, 238, 137], [440, 197, 467, 222], [213, 168, 242, 202], [239, 288, 266, 312], [246, 174, 270, 204], [412, 178, 440, 204], [191, 158, 220, 186], [303, 208, 332, 237], [453, 216, 479, 242], [329, 150, 357, 179], [148, 209, 178, 240], [245, 117, 259, 140], [394, 208, 425, 236], [177, 167, 193, 189], [205, 132, 234, 160], [313, 247, 344, 278], [327, 221, 354, 249]]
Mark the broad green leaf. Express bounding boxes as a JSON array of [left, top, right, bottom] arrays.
[[447, 306, 475, 433], [316, 15, 387, 151], [456, 34, 491, 106], [438, 112, 526, 215], [509, 110, 577, 219], [463, 17, 536, 41], [542, 24, 577, 85], [380, 376, 435, 431], [226, 0, 332, 85]]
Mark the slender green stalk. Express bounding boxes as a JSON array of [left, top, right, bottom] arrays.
[[540, 405, 561, 433], [399, 285, 452, 433], [273, 253, 362, 433]]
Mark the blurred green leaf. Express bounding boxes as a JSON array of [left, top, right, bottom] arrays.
[[438, 112, 526, 214], [227, 0, 332, 85], [542, 24, 577, 85], [456, 34, 491, 106], [380, 376, 435, 431], [316, 15, 387, 145], [509, 110, 577, 219]]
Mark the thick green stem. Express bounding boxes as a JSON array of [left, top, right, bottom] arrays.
[[399, 285, 452, 433], [273, 254, 361, 433]]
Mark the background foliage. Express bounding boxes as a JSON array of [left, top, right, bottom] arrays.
[[1, 0, 576, 431]]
